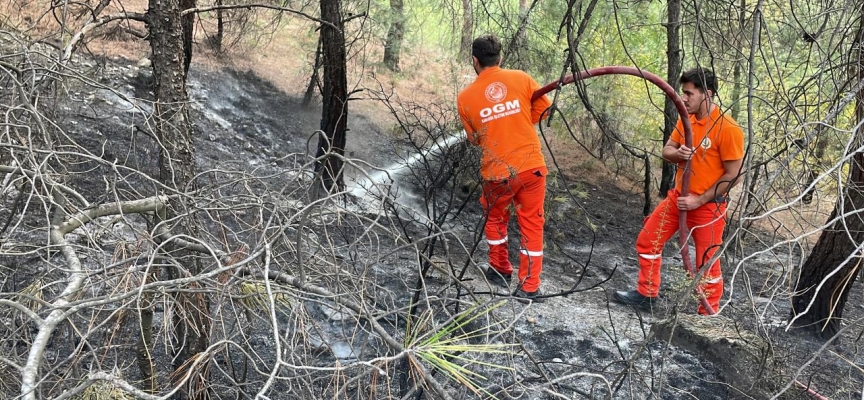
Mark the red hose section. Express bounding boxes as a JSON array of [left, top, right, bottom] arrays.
[[536, 68, 831, 396], [794, 380, 829, 400], [533, 66, 715, 315]]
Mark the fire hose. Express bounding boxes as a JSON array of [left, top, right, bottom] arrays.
[[527, 66, 834, 399], [531, 66, 715, 315], [531, 67, 835, 398]]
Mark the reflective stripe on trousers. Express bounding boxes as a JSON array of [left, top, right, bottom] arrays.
[[480, 167, 546, 292], [635, 189, 727, 314]]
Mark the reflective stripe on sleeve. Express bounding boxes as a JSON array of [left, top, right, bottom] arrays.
[[639, 253, 662, 260]]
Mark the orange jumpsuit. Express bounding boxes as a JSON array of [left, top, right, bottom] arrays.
[[457, 66, 552, 292], [636, 106, 744, 313]]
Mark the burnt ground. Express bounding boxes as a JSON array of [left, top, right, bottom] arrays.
[[2, 44, 864, 399], [178, 60, 864, 398]]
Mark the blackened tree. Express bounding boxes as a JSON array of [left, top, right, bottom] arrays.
[[315, 0, 349, 194]]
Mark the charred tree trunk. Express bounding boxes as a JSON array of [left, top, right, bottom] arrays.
[[147, 0, 210, 396], [459, 0, 473, 60], [791, 13, 864, 340], [383, 0, 404, 72], [180, 0, 195, 77], [791, 157, 864, 338], [303, 34, 323, 108], [136, 271, 157, 393], [659, 0, 681, 197], [215, 0, 224, 51], [315, 0, 348, 194]]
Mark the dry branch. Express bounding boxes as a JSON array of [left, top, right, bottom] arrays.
[[240, 267, 455, 400]]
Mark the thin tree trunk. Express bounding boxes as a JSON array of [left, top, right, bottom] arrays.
[[147, 0, 210, 395], [303, 36, 323, 108], [315, 0, 348, 194], [180, 0, 195, 77], [215, 0, 223, 51], [136, 271, 157, 393], [513, 0, 530, 71], [383, 0, 404, 72], [659, 0, 681, 197], [730, 0, 745, 122], [459, 0, 473, 60], [501, 0, 539, 69]]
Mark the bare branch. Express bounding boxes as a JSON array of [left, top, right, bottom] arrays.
[[180, 4, 339, 31]]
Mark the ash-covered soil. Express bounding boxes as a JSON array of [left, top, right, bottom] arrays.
[[3, 45, 863, 399]]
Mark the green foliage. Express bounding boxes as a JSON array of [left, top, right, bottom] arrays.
[[74, 381, 134, 400], [404, 301, 516, 397], [371, 0, 864, 209], [17, 279, 44, 312], [237, 280, 293, 316]]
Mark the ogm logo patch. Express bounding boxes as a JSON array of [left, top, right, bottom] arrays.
[[485, 82, 507, 103]]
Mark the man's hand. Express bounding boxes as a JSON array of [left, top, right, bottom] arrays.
[[674, 145, 695, 162], [677, 194, 704, 211], [662, 140, 696, 163]]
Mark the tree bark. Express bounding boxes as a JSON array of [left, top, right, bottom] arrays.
[[383, 0, 404, 72], [659, 0, 681, 197], [315, 0, 349, 194], [513, 0, 530, 71], [136, 271, 157, 393], [215, 0, 223, 51], [147, 0, 210, 395], [730, 0, 745, 122], [148, 0, 195, 221], [791, 11, 864, 340], [303, 34, 323, 108], [459, 0, 473, 60], [180, 0, 195, 77], [791, 157, 864, 338]]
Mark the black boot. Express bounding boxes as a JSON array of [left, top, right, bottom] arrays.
[[513, 288, 544, 304], [484, 267, 512, 288], [612, 290, 656, 310]]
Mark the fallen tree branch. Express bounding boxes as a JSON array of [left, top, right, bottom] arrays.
[[20, 192, 88, 400], [58, 193, 229, 261], [0, 356, 23, 371], [0, 299, 43, 324], [239, 267, 455, 400], [59, 195, 169, 234], [0, 164, 90, 208], [18, 189, 236, 399], [61, 12, 148, 65]]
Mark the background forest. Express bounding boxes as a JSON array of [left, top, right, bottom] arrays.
[[2, 0, 864, 398]]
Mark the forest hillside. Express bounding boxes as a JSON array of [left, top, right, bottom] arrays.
[[1, 0, 863, 399]]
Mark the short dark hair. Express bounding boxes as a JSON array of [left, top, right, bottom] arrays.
[[472, 35, 502, 67], [680, 68, 718, 96]]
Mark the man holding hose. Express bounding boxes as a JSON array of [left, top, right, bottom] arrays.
[[613, 67, 744, 314], [456, 34, 552, 302]]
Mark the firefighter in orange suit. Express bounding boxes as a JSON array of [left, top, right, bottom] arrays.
[[613, 68, 745, 314], [456, 34, 552, 302]]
